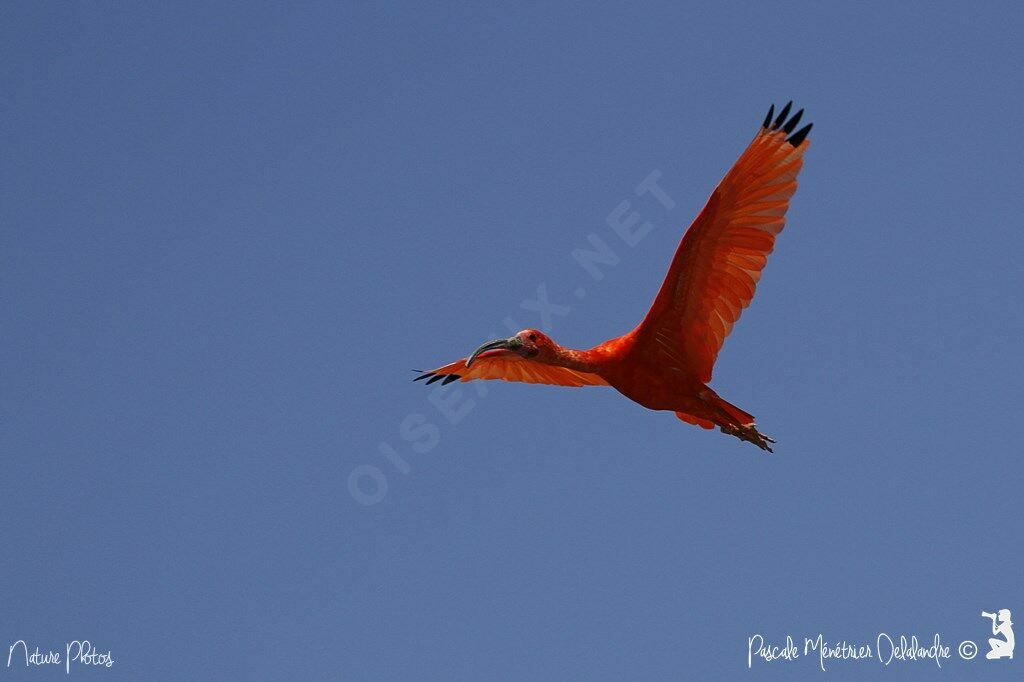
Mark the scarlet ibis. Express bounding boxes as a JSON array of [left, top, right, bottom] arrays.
[[416, 103, 812, 452]]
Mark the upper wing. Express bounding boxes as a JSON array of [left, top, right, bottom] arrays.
[[631, 102, 812, 382], [414, 351, 608, 387]]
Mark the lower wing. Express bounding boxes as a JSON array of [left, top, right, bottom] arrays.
[[414, 351, 608, 387]]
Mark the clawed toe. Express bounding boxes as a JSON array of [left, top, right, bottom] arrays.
[[720, 424, 774, 453]]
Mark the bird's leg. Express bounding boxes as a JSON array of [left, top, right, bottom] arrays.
[[720, 423, 775, 453]]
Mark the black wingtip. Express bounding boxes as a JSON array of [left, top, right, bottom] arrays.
[[781, 108, 804, 134], [772, 101, 792, 130], [787, 122, 813, 147], [762, 104, 775, 129], [415, 372, 462, 385]]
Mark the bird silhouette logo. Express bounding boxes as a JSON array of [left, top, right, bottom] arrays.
[[417, 102, 813, 452]]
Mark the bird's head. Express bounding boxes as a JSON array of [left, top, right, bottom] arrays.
[[465, 329, 555, 367]]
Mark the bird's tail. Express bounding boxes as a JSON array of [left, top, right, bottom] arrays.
[[709, 394, 756, 428], [673, 392, 753, 430]]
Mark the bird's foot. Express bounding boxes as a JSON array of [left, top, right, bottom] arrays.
[[720, 423, 775, 453]]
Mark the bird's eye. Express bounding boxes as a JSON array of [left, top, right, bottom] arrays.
[[528, 333, 537, 342]]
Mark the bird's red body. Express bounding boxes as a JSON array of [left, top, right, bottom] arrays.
[[417, 103, 813, 451]]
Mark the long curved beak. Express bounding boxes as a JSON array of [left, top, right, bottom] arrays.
[[465, 336, 521, 367]]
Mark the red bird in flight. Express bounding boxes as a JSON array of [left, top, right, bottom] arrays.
[[416, 103, 812, 452]]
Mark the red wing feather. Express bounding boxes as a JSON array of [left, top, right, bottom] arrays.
[[632, 104, 811, 381], [415, 351, 608, 388]]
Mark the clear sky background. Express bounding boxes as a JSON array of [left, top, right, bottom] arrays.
[[2, 2, 1022, 680]]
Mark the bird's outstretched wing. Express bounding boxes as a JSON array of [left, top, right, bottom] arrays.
[[415, 352, 608, 388], [631, 102, 812, 382]]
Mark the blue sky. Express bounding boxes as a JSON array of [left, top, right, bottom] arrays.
[[2, 2, 1022, 679]]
